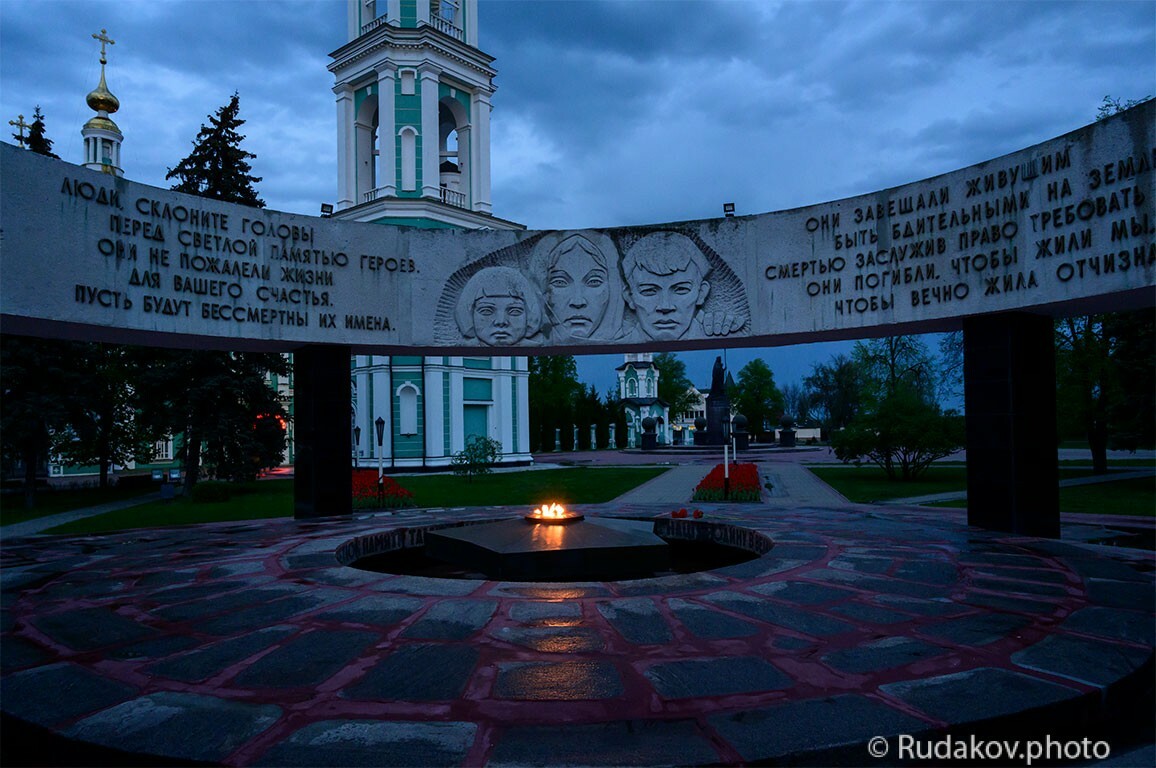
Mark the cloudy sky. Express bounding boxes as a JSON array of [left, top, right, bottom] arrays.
[[2, 0, 1153, 399]]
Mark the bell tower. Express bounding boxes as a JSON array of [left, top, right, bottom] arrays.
[[329, 0, 520, 229], [333, 2, 530, 473]]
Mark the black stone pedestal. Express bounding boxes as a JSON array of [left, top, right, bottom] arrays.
[[641, 434, 658, 450], [293, 345, 352, 519], [963, 313, 1059, 537], [778, 429, 796, 448], [425, 517, 669, 580]]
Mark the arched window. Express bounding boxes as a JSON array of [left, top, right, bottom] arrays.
[[627, 378, 637, 398], [397, 382, 419, 435], [399, 126, 418, 192]]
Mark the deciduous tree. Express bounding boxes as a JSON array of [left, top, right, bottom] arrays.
[[731, 358, 784, 439], [528, 355, 581, 451], [804, 354, 864, 432], [830, 336, 962, 480], [0, 337, 84, 507], [652, 352, 696, 419], [54, 344, 157, 488]]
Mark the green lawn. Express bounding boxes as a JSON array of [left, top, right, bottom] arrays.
[[0, 485, 155, 526], [929, 477, 1155, 517], [396, 467, 667, 508], [48, 480, 294, 535], [808, 465, 1125, 504], [807, 465, 967, 502], [45, 467, 667, 535]]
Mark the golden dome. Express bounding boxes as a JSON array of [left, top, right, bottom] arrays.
[[86, 67, 119, 115], [83, 114, 121, 134]]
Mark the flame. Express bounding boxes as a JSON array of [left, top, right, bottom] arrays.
[[531, 502, 568, 519]]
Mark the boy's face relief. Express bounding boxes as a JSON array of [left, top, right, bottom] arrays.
[[626, 264, 708, 341]]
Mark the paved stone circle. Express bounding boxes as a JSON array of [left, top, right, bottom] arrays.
[[2, 502, 1152, 766]]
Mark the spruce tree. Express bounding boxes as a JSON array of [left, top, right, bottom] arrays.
[[166, 92, 264, 207], [25, 106, 60, 158], [155, 92, 285, 490]]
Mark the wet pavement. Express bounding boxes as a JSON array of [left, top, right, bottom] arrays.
[[2, 500, 1152, 766]]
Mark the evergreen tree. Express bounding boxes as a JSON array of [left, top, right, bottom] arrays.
[[25, 106, 59, 158], [166, 93, 264, 207], [156, 93, 283, 489]]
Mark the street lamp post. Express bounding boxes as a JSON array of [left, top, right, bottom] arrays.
[[352, 425, 361, 469], [375, 417, 385, 506]]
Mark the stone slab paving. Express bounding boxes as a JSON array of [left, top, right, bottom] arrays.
[[1, 502, 1152, 766]]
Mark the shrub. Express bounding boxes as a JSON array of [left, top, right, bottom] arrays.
[[692, 463, 762, 502], [191, 481, 232, 503], [451, 435, 503, 481], [831, 389, 964, 480], [352, 470, 415, 510]]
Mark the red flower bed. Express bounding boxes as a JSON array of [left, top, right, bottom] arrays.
[[691, 462, 762, 502], [352, 469, 416, 509]]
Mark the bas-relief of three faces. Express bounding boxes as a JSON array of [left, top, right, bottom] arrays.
[[455, 231, 718, 347]]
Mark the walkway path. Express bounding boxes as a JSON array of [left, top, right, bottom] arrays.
[[609, 465, 711, 504], [610, 460, 852, 507], [1, 492, 160, 539], [880, 468, 1155, 506], [759, 462, 851, 507]]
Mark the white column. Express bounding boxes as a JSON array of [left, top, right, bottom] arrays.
[[334, 85, 356, 209], [346, 0, 360, 40], [450, 369, 465, 453], [419, 66, 441, 199], [376, 64, 397, 197], [463, 0, 479, 47], [355, 367, 370, 460], [455, 124, 471, 207], [471, 90, 492, 213], [372, 363, 392, 461], [387, 0, 401, 24], [517, 364, 530, 458], [424, 359, 443, 462], [416, 0, 431, 25], [494, 372, 513, 454]]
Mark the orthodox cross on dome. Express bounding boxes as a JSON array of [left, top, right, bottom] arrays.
[[9, 114, 30, 148], [92, 28, 115, 64]]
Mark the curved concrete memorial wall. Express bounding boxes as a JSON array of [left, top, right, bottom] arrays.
[[2, 103, 1153, 353]]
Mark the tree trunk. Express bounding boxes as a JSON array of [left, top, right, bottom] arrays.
[[22, 443, 38, 510], [1088, 420, 1109, 474], [183, 427, 202, 494], [98, 404, 113, 488]]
